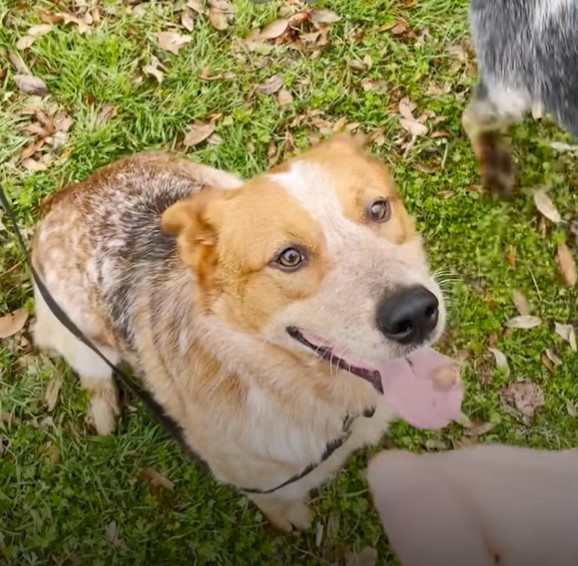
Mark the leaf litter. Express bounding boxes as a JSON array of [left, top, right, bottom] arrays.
[[505, 315, 542, 329], [554, 322, 577, 351], [499, 381, 545, 425], [0, 308, 29, 339]]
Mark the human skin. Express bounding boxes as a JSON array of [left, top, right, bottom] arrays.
[[366, 444, 578, 566]]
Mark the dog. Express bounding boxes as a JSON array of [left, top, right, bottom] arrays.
[[30, 134, 463, 532], [462, 0, 578, 198]]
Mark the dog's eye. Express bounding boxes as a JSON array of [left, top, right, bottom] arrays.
[[367, 199, 391, 223], [274, 247, 307, 271]]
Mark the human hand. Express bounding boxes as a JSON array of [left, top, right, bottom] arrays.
[[367, 444, 578, 566]]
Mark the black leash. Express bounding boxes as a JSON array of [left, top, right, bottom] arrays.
[[0, 182, 367, 495]]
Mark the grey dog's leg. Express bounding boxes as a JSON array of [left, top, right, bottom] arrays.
[[462, 81, 522, 198]]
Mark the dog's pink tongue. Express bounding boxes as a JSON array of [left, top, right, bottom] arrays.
[[379, 348, 463, 430]]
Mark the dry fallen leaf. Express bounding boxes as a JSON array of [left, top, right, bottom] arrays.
[[28, 23, 54, 37], [556, 243, 577, 286], [532, 189, 562, 223], [21, 158, 48, 172], [544, 348, 563, 367], [16, 36, 35, 50], [488, 348, 510, 376], [208, 0, 235, 31], [187, 0, 203, 13], [95, 104, 117, 127], [499, 381, 545, 425], [14, 74, 48, 96], [512, 289, 530, 316], [157, 31, 192, 54], [105, 521, 122, 548], [345, 546, 378, 566], [277, 88, 293, 106], [398, 97, 428, 137], [142, 56, 167, 84], [44, 376, 62, 412], [181, 11, 195, 32], [310, 9, 341, 24], [137, 466, 175, 491], [183, 121, 216, 147], [505, 315, 542, 329], [259, 18, 289, 40], [0, 308, 29, 339], [256, 74, 283, 95], [555, 322, 577, 351]]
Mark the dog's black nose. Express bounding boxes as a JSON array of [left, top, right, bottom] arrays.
[[376, 285, 439, 344]]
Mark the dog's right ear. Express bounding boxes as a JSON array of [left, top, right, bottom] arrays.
[[161, 188, 231, 294]]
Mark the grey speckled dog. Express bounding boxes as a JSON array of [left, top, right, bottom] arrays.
[[463, 0, 578, 198]]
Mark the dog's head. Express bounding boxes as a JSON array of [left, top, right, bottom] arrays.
[[162, 134, 446, 393]]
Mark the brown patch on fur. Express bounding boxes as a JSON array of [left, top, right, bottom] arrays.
[[292, 134, 416, 244], [163, 176, 329, 331]]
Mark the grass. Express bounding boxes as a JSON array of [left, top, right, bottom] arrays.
[[1, 0, 577, 564]]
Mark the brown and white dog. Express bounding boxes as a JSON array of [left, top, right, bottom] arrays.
[[30, 134, 463, 531]]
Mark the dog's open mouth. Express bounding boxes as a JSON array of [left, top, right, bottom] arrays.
[[286, 326, 464, 431], [287, 327, 383, 393]]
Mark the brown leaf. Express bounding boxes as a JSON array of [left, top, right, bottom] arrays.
[[28, 24, 54, 38], [556, 243, 577, 286], [532, 189, 561, 223], [44, 377, 62, 412], [259, 18, 289, 40], [399, 117, 428, 137], [379, 18, 408, 35], [18, 139, 45, 161], [488, 347, 510, 376], [361, 79, 388, 92], [0, 308, 29, 339], [499, 381, 545, 425], [16, 36, 35, 50], [187, 0, 203, 13], [540, 353, 556, 374], [465, 421, 495, 438], [208, 0, 235, 31], [544, 348, 563, 367], [14, 74, 48, 96], [142, 56, 166, 84], [310, 9, 341, 24], [345, 547, 378, 566], [95, 104, 117, 127], [512, 289, 530, 316], [21, 158, 48, 172], [256, 74, 283, 95], [181, 11, 195, 32], [157, 31, 192, 54], [137, 467, 175, 491], [277, 88, 293, 106], [105, 521, 122, 548], [53, 113, 73, 133], [183, 121, 216, 147], [505, 315, 542, 329], [554, 322, 577, 351]]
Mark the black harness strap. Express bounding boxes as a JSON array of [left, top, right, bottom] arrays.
[[0, 183, 374, 496]]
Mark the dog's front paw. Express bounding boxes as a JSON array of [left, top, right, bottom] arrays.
[[250, 496, 314, 532]]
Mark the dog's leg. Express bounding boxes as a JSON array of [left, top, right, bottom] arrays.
[[247, 494, 314, 532], [462, 81, 526, 198], [31, 286, 121, 435]]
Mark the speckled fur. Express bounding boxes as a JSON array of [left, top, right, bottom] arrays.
[[463, 0, 578, 197]]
